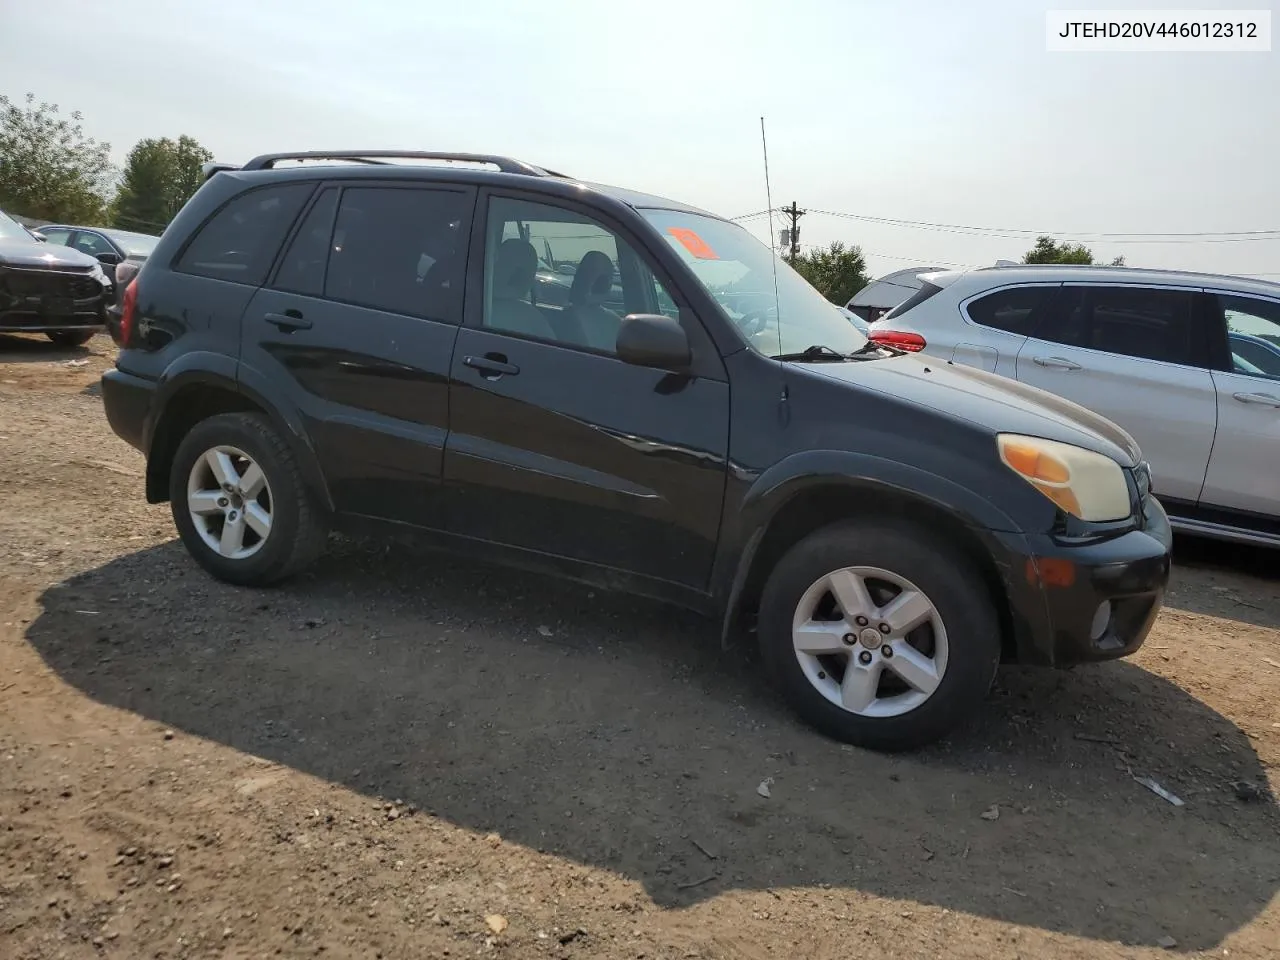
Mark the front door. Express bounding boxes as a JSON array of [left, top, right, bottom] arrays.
[[1200, 292, 1280, 516], [441, 192, 730, 590], [240, 181, 475, 526], [1014, 284, 1218, 503]]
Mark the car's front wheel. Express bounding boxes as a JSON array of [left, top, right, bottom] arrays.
[[46, 330, 95, 347], [758, 521, 1000, 751], [169, 413, 327, 586]]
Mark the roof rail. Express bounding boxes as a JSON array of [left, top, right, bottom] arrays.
[[238, 151, 567, 178]]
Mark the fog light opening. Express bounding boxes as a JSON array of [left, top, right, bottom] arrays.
[[1090, 600, 1113, 642]]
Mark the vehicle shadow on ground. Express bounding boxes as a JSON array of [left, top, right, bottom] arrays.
[[25, 538, 1280, 952], [0, 332, 95, 362], [1167, 535, 1280, 630]]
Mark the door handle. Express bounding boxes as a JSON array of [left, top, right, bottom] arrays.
[[1232, 391, 1280, 408], [1032, 356, 1081, 371], [264, 310, 312, 333], [463, 354, 520, 379]]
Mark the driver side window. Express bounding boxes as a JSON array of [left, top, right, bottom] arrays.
[[1219, 294, 1280, 381], [481, 197, 676, 353]]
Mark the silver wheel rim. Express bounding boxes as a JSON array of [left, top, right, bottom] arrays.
[[186, 445, 273, 560], [791, 565, 948, 718]]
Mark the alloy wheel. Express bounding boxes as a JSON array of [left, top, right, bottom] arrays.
[[790, 565, 948, 718], [186, 445, 273, 560]]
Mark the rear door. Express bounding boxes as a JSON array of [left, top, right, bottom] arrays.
[[1013, 284, 1218, 503], [240, 181, 475, 527], [1199, 291, 1280, 516]]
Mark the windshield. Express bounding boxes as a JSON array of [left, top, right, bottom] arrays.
[[641, 209, 868, 358], [0, 210, 33, 243], [107, 230, 160, 258]]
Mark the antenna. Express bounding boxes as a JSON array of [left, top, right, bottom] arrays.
[[760, 117, 784, 360]]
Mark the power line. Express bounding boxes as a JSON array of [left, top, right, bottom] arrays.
[[734, 206, 1280, 243], [807, 209, 1280, 244]]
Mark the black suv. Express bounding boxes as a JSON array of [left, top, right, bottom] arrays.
[[100, 151, 1172, 750], [0, 209, 111, 346]]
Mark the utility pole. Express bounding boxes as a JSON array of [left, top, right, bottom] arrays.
[[782, 201, 805, 259]]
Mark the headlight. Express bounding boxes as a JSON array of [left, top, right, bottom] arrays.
[[997, 434, 1130, 522]]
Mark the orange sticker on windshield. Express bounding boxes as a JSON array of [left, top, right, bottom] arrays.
[[668, 227, 719, 260]]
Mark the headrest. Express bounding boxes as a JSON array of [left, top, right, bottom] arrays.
[[493, 238, 537, 299], [570, 250, 615, 306]]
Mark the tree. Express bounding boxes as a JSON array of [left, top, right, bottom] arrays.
[[1022, 235, 1095, 264], [0, 93, 113, 222], [111, 135, 213, 234], [786, 241, 870, 305], [1019, 236, 1128, 267]]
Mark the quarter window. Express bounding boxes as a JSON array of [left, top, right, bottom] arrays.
[[966, 286, 1051, 335], [176, 183, 314, 285]]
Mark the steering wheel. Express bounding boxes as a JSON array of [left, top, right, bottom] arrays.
[[738, 304, 778, 336]]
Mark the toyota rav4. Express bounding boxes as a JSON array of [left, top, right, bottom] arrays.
[[99, 151, 1172, 750]]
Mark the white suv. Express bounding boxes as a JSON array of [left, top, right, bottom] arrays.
[[867, 265, 1280, 547]]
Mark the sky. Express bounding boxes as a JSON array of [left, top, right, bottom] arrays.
[[3, 0, 1279, 279]]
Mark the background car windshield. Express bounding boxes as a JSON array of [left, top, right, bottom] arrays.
[[0, 211, 31, 242], [109, 230, 160, 258], [641, 209, 868, 357]]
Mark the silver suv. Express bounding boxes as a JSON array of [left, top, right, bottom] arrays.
[[868, 264, 1280, 547]]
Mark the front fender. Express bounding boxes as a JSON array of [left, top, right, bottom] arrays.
[[741, 449, 1023, 542], [713, 449, 1034, 646]]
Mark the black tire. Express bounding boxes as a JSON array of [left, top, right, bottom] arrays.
[[169, 412, 328, 586], [46, 330, 95, 347], [757, 521, 1000, 751]]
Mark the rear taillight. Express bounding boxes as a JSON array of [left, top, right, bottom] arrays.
[[868, 329, 927, 352], [118, 278, 138, 347]]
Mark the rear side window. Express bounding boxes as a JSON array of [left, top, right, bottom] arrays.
[[176, 183, 313, 285], [1041, 286, 1197, 365], [323, 186, 469, 322], [883, 280, 942, 320], [966, 285, 1051, 335], [273, 189, 339, 296]]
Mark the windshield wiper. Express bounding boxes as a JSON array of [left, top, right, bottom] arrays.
[[847, 339, 902, 357], [772, 344, 851, 362]]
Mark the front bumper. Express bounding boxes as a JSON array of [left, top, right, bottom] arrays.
[[996, 495, 1172, 667]]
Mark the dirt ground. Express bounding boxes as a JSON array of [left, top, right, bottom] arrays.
[[1, 333, 1278, 960]]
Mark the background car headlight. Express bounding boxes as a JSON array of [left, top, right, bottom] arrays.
[[997, 434, 1131, 522]]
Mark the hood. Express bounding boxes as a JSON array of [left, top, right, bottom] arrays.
[[0, 237, 100, 270], [805, 353, 1142, 467]]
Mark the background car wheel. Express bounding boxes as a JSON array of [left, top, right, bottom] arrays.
[[169, 413, 328, 586], [758, 520, 1000, 751], [46, 330, 95, 347]]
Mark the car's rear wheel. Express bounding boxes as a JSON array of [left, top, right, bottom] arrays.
[[169, 413, 327, 586], [758, 521, 1000, 751], [46, 330, 95, 347]]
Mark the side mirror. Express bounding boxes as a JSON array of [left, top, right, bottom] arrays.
[[96, 251, 123, 266], [30, 230, 47, 242], [616, 314, 691, 371]]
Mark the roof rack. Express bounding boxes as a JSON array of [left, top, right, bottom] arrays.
[[235, 151, 568, 177]]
